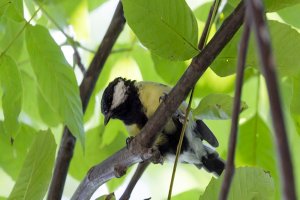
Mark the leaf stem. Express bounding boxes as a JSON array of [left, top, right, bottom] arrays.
[[0, 8, 40, 58]]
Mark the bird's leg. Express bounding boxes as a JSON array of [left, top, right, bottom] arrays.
[[127, 137, 164, 164], [147, 146, 164, 164]]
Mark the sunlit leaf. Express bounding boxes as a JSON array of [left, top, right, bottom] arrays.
[[200, 167, 275, 200], [151, 53, 186, 85], [0, 0, 23, 21], [0, 123, 36, 180], [228, 0, 300, 12], [172, 189, 202, 200], [211, 20, 300, 77], [236, 115, 278, 180], [0, 55, 22, 137], [25, 25, 85, 148], [88, 0, 107, 11], [122, 0, 199, 60], [277, 4, 300, 30], [8, 130, 56, 200], [193, 94, 247, 120], [193, 2, 213, 22], [69, 122, 127, 180], [0, 16, 25, 60]]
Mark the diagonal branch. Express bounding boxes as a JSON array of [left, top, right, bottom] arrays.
[[247, 0, 296, 199], [219, 15, 251, 200], [47, 2, 126, 199], [119, 161, 150, 200], [71, 2, 245, 200]]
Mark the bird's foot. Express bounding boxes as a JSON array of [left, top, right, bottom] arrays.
[[159, 92, 168, 103], [142, 147, 164, 164], [126, 136, 135, 149], [114, 164, 127, 178]]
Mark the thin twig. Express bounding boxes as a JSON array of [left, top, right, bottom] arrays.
[[71, 2, 245, 199], [168, 1, 221, 198], [198, 0, 221, 49], [73, 47, 86, 74], [47, 3, 125, 199], [167, 88, 194, 200], [247, 0, 296, 199], [119, 161, 150, 200], [38, 4, 86, 74], [219, 18, 251, 200]]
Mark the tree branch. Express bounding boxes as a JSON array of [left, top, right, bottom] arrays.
[[47, 3, 126, 199], [247, 0, 297, 199], [71, 2, 245, 199], [219, 16, 251, 200], [119, 161, 150, 200]]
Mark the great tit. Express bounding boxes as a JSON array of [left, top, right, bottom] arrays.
[[101, 77, 225, 176]]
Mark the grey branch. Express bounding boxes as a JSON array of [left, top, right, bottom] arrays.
[[71, 2, 245, 199], [47, 2, 126, 199], [219, 15, 251, 200], [247, 0, 297, 199]]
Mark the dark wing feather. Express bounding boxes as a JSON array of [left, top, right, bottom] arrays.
[[194, 120, 219, 147]]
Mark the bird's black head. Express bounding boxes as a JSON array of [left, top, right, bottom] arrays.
[[101, 77, 146, 126]]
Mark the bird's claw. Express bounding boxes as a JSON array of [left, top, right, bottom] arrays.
[[159, 92, 168, 103], [126, 136, 135, 149]]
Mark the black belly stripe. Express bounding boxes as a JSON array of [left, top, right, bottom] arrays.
[[158, 117, 189, 156]]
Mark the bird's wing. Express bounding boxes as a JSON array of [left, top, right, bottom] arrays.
[[177, 103, 219, 147], [194, 120, 219, 147]]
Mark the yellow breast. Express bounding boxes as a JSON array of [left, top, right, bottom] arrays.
[[135, 82, 171, 118]]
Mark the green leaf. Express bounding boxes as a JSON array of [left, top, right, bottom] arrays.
[[193, 94, 247, 120], [0, 16, 26, 60], [122, 0, 199, 60], [151, 53, 186, 85], [172, 189, 202, 200], [69, 122, 127, 180], [236, 115, 278, 180], [0, 0, 24, 21], [131, 45, 165, 83], [88, 0, 106, 11], [200, 167, 275, 200], [0, 123, 36, 180], [0, 55, 22, 137], [194, 2, 213, 22], [291, 77, 300, 114], [211, 20, 300, 77], [228, 0, 300, 12], [291, 77, 300, 134], [8, 130, 56, 200], [277, 4, 300, 30], [25, 25, 85, 148]]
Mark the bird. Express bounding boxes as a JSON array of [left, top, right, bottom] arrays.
[[101, 77, 225, 176]]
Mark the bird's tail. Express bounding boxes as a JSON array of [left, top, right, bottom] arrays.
[[195, 153, 225, 176]]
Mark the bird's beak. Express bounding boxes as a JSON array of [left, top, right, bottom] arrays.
[[104, 112, 112, 125]]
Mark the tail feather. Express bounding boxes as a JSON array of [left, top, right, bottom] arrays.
[[195, 154, 225, 176]]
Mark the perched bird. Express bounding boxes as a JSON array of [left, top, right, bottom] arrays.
[[101, 77, 225, 176]]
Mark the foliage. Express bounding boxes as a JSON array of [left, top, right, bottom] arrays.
[[0, 0, 299, 199], [200, 167, 275, 200]]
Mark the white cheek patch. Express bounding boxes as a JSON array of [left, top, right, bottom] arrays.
[[111, 80, 128, 109]]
